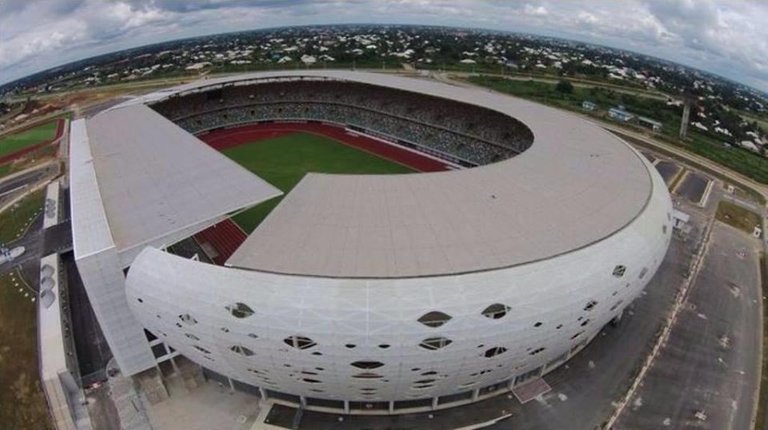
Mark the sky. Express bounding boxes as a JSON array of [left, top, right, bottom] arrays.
[[1, 0, 767, 92]]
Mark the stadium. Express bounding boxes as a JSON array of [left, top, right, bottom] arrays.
[[69, 70, 672, 414]]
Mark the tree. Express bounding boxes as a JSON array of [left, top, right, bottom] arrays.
[[555, 79, 574, 94]]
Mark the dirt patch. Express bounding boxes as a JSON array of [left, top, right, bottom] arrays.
[[715, 200, 761, 234]]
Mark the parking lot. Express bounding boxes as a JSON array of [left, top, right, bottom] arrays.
[[676, 171, 711, 206], [649, 155, 713, 207], [615, 223, 762, 429], [654, 160, 681, 185]]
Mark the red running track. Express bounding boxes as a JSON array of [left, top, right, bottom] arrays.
[[0, 118, 66, 165], [199, 122, 452, 173]]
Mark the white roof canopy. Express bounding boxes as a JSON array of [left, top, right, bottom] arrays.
[[72, 104, 281, 265]]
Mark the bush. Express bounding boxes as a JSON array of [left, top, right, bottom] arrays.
[[555, 79, 574, 94]]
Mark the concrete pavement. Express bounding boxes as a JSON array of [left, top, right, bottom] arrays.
[[614, 223, 762, 429]]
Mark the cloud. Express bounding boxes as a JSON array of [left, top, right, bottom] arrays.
[[640, 0, 768, 87], [576, 11, 598, 25], [0, 0, 767, 91], [523, 4, 548, 16]]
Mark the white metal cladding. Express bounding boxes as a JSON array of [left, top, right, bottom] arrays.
[[84, 103, 282, 264], [125, 161, 671, 403], [70, 119, 156, 375]]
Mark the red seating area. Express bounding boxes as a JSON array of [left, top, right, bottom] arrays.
[[193, 218, 247, 265]]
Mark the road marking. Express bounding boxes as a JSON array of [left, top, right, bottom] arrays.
[[606, 216, 715, 428], [0, 184, 27, 198], [699, 178, 715, 207]]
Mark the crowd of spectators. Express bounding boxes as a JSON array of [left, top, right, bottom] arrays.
[[152, 78, 534, 165]]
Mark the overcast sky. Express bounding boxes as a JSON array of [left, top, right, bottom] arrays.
[[1, 0, 767, 92]]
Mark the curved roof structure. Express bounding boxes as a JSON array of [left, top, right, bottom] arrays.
[[93, 70, 652, 277], [208, 71, 653, 277], [74, 70, 672, 406]]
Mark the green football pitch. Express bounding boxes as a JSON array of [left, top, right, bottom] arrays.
[[223, 132, 414, 232], [0, 120, 58, 159]]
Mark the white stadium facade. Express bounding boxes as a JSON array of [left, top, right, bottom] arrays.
[[69, 70, 672, 414]]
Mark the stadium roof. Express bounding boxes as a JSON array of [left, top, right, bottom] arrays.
[[218, 71, 655, 278], [71, 104, 282, 266], [85, 70, 654, 277]]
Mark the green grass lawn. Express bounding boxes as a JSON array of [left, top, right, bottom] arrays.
[[684, 131, 768, 185], [0, 269, 51, 429], [467, 75, 682, 131], [223, 132, 413, 232], [0, 121, 58, 159], [0, 190, 44, 245], [715, 200, 762, 234]]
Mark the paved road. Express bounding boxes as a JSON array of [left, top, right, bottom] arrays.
[[79, 96, 133, 119], [0, 212, 45, 271], [615, 223, 762, 429], [0, 163, 53, 195], [0, 169, 43, 195]]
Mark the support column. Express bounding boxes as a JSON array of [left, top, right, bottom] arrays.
[[472, 388, 480, 401], [343, 400, 350, 414], [227, 377, 235, 393], [259, 387, 267, 400], [431, 396, 439, 409], [389, 401, 394, 414], [610, 309, 624, 327], [169, 354, 180, 375]]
